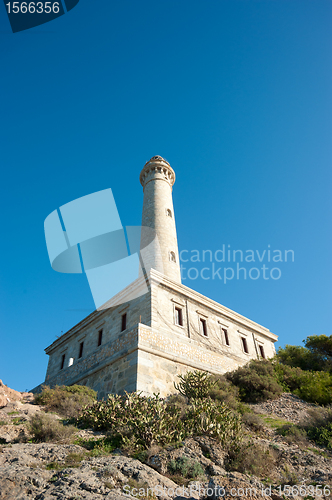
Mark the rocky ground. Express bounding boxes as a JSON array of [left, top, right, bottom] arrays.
[[0, 385, 331, 500]]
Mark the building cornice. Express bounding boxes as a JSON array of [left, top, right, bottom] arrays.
[[149, 269, 278, 342]]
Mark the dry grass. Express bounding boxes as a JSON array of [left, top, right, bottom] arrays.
[[28, 413, 76, 443]]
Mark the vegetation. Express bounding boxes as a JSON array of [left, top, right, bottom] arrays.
[[304, 408, 332, 450], [277, 335, 332, 373], [276, 424, 309, 448], [34, 384, 97, 418], [76, 390, 242, 451], [167, 456, 205, 479], [18, 334, 332, 482], [46, 452, 87, 470], [174, 370, 216, 399], [75, 436, 122, 456], [28, 413, 76, 443], [226, 359, 283, 403], [226, 441, 277, 476]]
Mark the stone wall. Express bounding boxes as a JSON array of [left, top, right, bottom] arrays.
[[150, 270, 277, 363], [37, 270, 278, 399], [44, 285, 151, 382]]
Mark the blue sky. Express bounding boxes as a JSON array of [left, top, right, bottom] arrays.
[[0, 0, 331, 391]]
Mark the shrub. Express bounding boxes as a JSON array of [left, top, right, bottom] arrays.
[[174, 370, 216, 399], [275, 364, 332, 405], [28, 413, 76, 443], [300, 409, 332, 450], [277, 335, 332, 373], [77, 391, 242, 451], [208, 375, 241, 410], [34, 385, 97, 418], [294, 371, 332, 405], [279, 464, 299, 486], [226, 440, 277, 476], [184, 397, 242, 448], [226, 360, 283, 403], [277, 345, 323, 372], [276, 424, 308, 448], [78, 392, 186, 448], [76, 436, 122, 456], [241, 412, 265, 432], [166, 394, 188, 418], [306, 423, 332, 449], [168, 456, 205, 479]]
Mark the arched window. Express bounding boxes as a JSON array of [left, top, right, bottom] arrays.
[[170, 251, 176, 262], [166, 208, 172, 218]]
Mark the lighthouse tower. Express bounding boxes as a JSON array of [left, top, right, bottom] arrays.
[[140, 155, 181, 283]]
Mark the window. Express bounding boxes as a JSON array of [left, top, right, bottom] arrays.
[[166, 208, 172, 218], [121, 313, 127, 332], [241, 337, 249, 354], [259, 345, 265, 359], [60, 354, 65, 370], [98, 329, 103, 347], [200, 318, 208, 337], [174, 307, 183, 326], [222, 328, 230, 346], [78, 341, 84, 359], [170, 251, 176, 262]]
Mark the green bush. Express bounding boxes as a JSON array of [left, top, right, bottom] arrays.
[[77, 391, 242, 450], [184, 397, 242, 447], [174, 370, 216, 399], [277, 345, 323, 372], [274, 364, 332, 405], [34, 385, 97, 418], [226, 360, 284, 403], [168, 456, 205, 479], [28, 413, 76, 443], [225, 359, 332, 406], [277, 335, 332, 373], [276, 423, 308, 448], [78, 392, 185, 448], [208, 375, 241, 408], [300, 408, 332, 450], [306, 422, 332, 449]]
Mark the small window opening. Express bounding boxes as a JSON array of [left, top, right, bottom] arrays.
[[60, 354, 65, 370], [241, 337, 249, 354], [170, 251, 176, 262], [222, 328, 230, 346], [174, 307, 183, 326], [79, 342, 84, 359], [259, 345, 265, 358], [98, 329, 103, 347], [121, 313, 127, 332], [200, 318, 208, 337], [166, 209, 172, 218]]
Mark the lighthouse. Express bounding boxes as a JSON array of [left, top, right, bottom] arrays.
[[39, 155, 278, 399], [139, 155, 181, 283]]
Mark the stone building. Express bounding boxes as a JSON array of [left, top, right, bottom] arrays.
[[38, 156, 277, 398]]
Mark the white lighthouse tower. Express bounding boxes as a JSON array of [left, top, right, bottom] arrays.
[[139, 155, 181, 283]]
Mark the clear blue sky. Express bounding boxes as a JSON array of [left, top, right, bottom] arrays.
[[0, 0, 331, 391]]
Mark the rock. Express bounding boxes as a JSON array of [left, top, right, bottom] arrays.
[[0, 443, 179, 500], [207, 464, 227, 476], [208, 475, 273, 499], [0, 380, 27, 409]]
